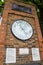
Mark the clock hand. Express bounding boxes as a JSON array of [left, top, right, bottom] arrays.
[[20, 25, 27, 35]]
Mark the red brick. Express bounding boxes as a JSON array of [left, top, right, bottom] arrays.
[[40, 52, 43, 60], [40, 48, 43, 52]]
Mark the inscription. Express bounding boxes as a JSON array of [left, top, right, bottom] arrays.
[[5, 48, 16, 63], [12, 4, 32, 14], [32, 48, 40, 61]]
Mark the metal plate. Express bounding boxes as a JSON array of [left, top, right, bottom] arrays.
[[19, 48, 29, 55], [12, 4, 32, 14], [5, 48, 16, 63], [32, 48, 40, 61]]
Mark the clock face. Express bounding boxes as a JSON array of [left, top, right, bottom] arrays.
[[11, 20, 33, 40]]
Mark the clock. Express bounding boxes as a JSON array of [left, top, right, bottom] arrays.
[[11, 20, 33, 40]]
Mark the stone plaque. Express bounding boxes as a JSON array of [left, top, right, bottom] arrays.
[[32, 48, 40, 61], [19, 48, 29, 55], [5, 48, 16, 63]]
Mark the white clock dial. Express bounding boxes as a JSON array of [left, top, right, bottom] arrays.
[[11, 20, 33, 40]]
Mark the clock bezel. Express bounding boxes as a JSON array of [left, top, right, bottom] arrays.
[[11, 19, 34, 41]]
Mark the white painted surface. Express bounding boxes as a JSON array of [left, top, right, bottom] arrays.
[[5, 48, 16, 63], [19, 48, 29, 55], [0, 16, 2, 25], [32, 48, 40, 61]]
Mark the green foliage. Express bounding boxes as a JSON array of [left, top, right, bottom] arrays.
[[0, 0, 5, 5], [22, 0, 43, 18], [23, 0, 43, 8], [0, 0, 5, 16]]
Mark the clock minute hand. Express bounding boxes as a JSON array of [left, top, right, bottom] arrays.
[[20, 25, 27, 35]]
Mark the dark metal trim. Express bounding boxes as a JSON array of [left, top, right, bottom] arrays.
[[12, 4, 32, 14]]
